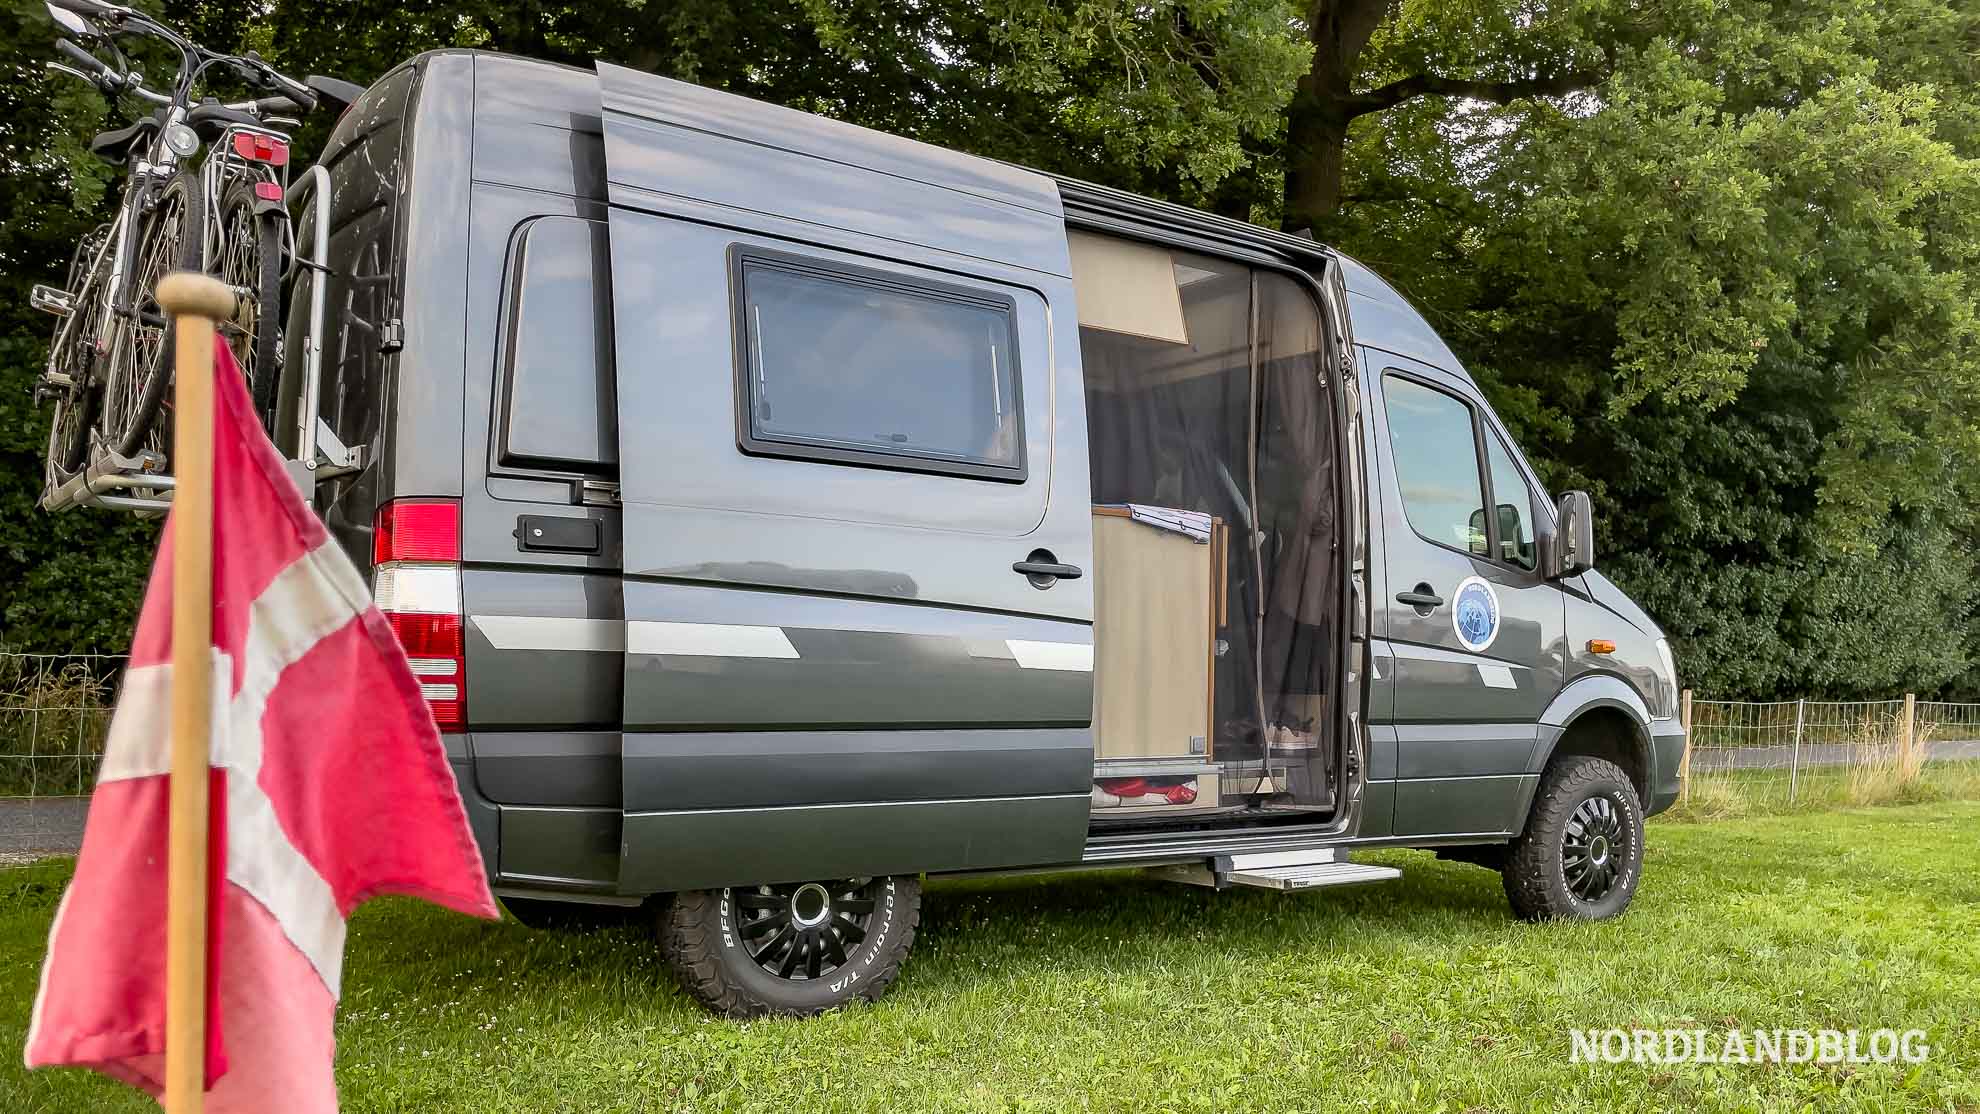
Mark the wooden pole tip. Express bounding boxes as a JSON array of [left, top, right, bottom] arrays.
[[156, 272, 236, 321]]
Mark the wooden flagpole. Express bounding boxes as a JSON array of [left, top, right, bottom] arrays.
[[156, 273, 234, 1114]]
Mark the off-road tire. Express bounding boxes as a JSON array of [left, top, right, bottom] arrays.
[[1502, 755, 1643, 921], [659, 876, 921, 1018]]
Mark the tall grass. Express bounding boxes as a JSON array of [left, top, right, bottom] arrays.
[[0, 656, 117, 797]]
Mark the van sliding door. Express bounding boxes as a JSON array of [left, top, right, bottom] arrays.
[[594, 63, 1097, 892]]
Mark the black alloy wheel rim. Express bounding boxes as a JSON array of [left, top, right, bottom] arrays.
[[1562, 794, 1628, 901], [731, 878, 879, 981]]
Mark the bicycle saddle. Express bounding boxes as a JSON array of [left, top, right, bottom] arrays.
[[88, 115, 159, 165], [186, 101, 261, 140]]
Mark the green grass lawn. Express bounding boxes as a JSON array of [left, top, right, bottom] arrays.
[[6, 802, 1978, 1113]]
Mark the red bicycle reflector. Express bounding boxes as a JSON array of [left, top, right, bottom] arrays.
[[254, 181, 284, 202], [373, 499, 461, 566], [232, 132, 290, 167]]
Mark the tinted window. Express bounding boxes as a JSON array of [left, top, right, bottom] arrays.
[[1485, 434, 1535, 569], [1384, 376, 1486, 558], [739, 256, 1022, 479], [496, 217, 616, 473]]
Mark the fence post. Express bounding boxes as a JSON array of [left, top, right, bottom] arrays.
[[1901, 693, 1918, 782], [1789, 698, 1805, 803], [1678, 689, 1693, 805]]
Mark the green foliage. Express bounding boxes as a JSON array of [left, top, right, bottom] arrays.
[[0, 2, 159, 654], [1326, 0, 1980, 697], [5, 0, 1980, 698]]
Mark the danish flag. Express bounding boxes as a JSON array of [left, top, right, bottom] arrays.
[[24, 343, 498, 1108]]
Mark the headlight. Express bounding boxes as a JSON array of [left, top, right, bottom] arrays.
[[1653, 638, 1679, 717], [164, 122, 200, 159]]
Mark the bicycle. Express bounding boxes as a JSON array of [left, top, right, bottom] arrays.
[[31, 0, 357, 510]]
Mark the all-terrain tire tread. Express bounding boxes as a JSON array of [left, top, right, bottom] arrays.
[[1502, 755, 1640, 921], [660, 884, 921, 1018]]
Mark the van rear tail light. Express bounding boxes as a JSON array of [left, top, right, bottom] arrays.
[[385, 612, 465, 732], [372, 499, 464, 732], [374, 499, 461, 565], [232, 132, 290, 166]]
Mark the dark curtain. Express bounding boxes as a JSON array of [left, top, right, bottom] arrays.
[[1254, 272, 1338, 798]]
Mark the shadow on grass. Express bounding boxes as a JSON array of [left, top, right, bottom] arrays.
[[323, 850, 1515, 1022]]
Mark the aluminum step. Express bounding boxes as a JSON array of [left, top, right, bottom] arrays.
[[1149, 849, 1400, 891], [1226, 860, 1400, 890]]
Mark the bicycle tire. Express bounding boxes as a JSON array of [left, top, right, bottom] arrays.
[[43, 225, 112, 482], [214, 175, 285, 433], [107, 170, 205, 460]]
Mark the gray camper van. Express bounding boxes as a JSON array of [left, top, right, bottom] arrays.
[[277, 51, 1685, 1017]]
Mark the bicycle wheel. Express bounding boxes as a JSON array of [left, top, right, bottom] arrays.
[[104, 170, 204, 460], [214, 176, 285, 432], [43, 224, 112, 484]]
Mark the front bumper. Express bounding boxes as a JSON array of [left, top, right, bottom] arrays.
[[1647, 716, 1687, 816]]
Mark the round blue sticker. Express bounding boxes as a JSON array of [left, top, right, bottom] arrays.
[[1451, 576, 1500, 653]]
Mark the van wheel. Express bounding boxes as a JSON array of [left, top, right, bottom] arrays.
[[659, 875, 921, 1018], [1502, 756, 1643, 922]]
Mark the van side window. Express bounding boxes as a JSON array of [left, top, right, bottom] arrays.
[[1484, 434, 1536, 570], [736, 253, 1024, 481], [495, 216, 617, 474], [1383, 376, 1488, 558]]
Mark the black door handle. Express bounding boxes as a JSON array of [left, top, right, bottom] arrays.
[[1014, 548, 1082, 588], [1396, 584, 1443, 610], [1014, 560, 1083, 580]]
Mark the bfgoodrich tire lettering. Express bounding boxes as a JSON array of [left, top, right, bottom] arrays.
[[1502, 755, 1643, 921], [659, 875, 921, 1018]]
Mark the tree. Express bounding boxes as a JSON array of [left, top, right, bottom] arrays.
[[1314, 0, 1980, 695], [1281, 0, 1606, 231]]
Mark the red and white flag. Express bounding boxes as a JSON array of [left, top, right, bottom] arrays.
[[24, 342, 498, 1108]]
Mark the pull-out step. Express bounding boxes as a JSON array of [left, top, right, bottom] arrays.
[[1150, 848, 1401, 892]]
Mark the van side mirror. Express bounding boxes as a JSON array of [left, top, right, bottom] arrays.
[[1547, 490, 1595, 579]]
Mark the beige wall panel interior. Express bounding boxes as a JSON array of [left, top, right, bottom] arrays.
[[1068, 230, 1189, 345], [1091, 510, 1214, 759]]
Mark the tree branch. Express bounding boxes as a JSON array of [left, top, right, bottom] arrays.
[[1340, 69, 1604, 120]]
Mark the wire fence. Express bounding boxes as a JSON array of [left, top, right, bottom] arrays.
[[0, 653, 124, 799], [1681, 692, 1980, 812], [5, 652, 1980, 808]]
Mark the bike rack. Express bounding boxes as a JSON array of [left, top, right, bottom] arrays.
[[41, 163, 358, 517], [286, 164, 362, 485], [42, 447, 174, 516]]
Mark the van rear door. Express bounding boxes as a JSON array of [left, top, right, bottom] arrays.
[[595, 64, 1097, 893]]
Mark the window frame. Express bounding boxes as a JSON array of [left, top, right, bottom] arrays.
[[1482, 427, 1540, 572], [728, 245, 1029, 483], [1380, 369, 1540, 576], [489, 215, 619, 481]]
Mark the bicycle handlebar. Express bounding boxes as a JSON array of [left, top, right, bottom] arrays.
[[54, 37, 111, 80]]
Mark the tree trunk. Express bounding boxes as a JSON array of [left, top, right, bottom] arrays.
[[1283, 0, 1390, 232]]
